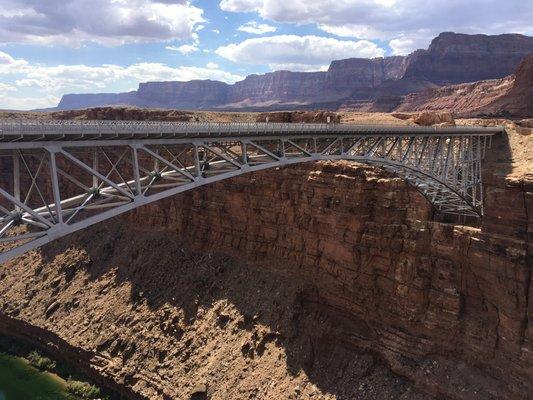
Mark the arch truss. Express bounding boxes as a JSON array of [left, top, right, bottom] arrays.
[[0, 121, 500, 263]]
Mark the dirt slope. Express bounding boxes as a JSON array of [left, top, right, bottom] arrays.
[[0, 112, 530, 400], [0, 220, 433, 400], [396, 54, 533, 117], [395, 76, 514, 115]]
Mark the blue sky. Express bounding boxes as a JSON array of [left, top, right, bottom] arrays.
[[0, 0, 531, 110]]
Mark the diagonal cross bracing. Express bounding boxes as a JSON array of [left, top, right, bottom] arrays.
[[0, 121, 502, 264]]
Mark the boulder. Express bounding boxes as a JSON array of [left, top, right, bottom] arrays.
[[413, 111, 455, 126]]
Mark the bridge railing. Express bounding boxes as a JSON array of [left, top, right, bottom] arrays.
[[0, 120, 503, 141]]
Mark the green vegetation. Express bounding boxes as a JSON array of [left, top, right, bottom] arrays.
[[0, 334, 113, 400], [0, 353, 108, 400], [27, 350, 57, 372], [66, 379, 102, 399], [0, 353, 69, 400]]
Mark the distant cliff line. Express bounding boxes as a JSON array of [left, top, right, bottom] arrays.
[[56, 32, 533, 112]]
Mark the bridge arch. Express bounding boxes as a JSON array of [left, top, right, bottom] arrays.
[[0, 121, 501, 263]]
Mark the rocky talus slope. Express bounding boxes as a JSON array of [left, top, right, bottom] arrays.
[[0, 115, 531, 399], [483, 54, 533, 117], [396, 54, 533, 117], [395, 76, 515, 115]]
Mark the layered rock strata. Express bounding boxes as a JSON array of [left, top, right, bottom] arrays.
[[0, 118, 530, 399], [56, 33, 533, 111]]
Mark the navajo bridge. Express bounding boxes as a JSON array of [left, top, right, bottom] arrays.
[[0, 120, 502, 264]]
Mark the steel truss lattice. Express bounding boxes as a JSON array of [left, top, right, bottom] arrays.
[[0, 121, 501, 263]]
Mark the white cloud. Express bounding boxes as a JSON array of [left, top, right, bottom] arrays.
[[212, 29, 221, 34], [0, 82, 16, 92], [166, 44, 200, 55], [206, 62, 219, 69], [0, 94, 60, 110], [0, 50, 28, 73], [0, 0, 205, 46], [123, 63, 244, 83], [220, 0, 533, 54], [237, 21, 276, 35], [219, 0, 263, 12], [318, 24, 386, 40], [389, 31, 433, 55], [0, 51, 244, 110], [216, 35, 385, 70]]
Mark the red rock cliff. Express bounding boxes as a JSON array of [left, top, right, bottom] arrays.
[[55, 32, 533, 111], [0, 117, 530, 399], [121, 124, 531, 399], [403, 32, 533, 84]]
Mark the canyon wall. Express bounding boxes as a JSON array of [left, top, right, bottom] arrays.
[[55, 32, 533, 111], [136, 80, 230, 110], [403, 32, 533, 84], [0, 118, 530, 399], [57, 91, 138, 110], [395, 76, 515, 115], [123, 124, 532, 399], [226, 71, 328, 106], [396, 54, 533, 117]]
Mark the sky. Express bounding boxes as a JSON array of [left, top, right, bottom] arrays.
[[0, 0, 531, 110]]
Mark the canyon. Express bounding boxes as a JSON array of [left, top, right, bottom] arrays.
[[0, 110, 531, 399], [396, 54, 533, 117], [56, 33, 533, 115]]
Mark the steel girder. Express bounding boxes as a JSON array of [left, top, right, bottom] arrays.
[[0, 121, 500, 264]]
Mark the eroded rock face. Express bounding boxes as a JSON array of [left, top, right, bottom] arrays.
[[0, 119, 530, 399], [54, 33, 533, 111], [50, 107, 196, 121], [413, 111, 455, 126], [395, 53, 533, 118], [403, 32, 533, 84], [395, 76, 515, 115], [484, 54, 533, 117], [227, 71, 329, 106], [255, 111, 341, 123], [325, 56, 408, 96], [57, 92, 138, 110], [0, 163, 440, 400], [136, 80, 230, 110]]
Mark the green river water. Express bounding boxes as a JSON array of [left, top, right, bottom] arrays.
[[0, 353, 72, 400]]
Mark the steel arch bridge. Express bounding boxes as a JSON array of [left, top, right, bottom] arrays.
[[0, 120, 501, 264]]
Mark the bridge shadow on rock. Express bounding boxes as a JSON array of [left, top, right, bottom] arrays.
[[37, 219, 434, 400]]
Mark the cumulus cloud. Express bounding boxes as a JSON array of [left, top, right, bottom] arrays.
[[166, 44, 200, 55], [389, 31, 434, 55], [0, 50, 28, 73], [216, 35, 385, 70], [219, 0, 263, 12], [0, 94, 61, 110], [237, 21, 276, 34], [0, 51, 244, 110], [0, 0, 205, 46], [220, 0, 533, 54], [0, 82, 16, 92]]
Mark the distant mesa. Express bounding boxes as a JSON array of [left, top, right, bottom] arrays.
[[55, 32, 533, 117]]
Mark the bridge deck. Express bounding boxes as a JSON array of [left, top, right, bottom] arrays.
[[0, 121, 502, 145]]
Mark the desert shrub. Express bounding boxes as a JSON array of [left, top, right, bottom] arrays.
[[66, 379, 101, 399], [27, 351, 56, 372]]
